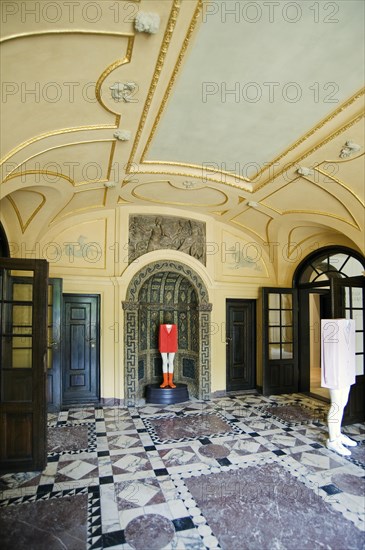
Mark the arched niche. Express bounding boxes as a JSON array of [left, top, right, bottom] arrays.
[[123, 260, 212, 405]]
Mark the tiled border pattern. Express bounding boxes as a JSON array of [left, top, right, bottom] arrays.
[[47, 422, 97, 457], [142, 410, 245, 444]]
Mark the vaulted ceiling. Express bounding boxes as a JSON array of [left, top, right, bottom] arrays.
[[1, 0, 364, 255]]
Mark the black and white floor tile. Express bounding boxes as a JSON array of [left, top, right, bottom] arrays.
[[0, 393, 364, 549]]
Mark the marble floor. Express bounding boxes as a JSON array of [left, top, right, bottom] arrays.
[[0, 393, 364, 550]]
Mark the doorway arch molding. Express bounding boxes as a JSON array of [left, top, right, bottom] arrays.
[[123, 260, 212, 405]]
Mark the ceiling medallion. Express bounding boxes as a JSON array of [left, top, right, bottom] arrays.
[[297, 167, 315, 176], [339, 140, 361, 159], [110, 82, 138, 103], [114, 130, 132, 141], [182, 180, 196, 188], [134, 12, 160, 34]]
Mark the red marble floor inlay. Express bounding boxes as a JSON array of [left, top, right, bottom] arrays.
[[124, 513, 175, 549], [185, 463, 365, 549], [149, 414, 232, 440]]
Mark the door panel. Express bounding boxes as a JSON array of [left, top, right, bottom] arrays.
[[46, 279, 62, 412], [262, 288, 298, 395], [62, 294, 100, 405], [0, 259, 48, 473], [226, 299, 256, 391]]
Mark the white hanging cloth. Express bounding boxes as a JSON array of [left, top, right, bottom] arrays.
[[321, 319, 356, 389]]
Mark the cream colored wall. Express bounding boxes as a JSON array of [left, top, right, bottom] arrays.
[[2, 203, 361, 399], [17, 204, 275, 398]]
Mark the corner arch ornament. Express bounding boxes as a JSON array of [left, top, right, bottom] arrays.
[[123, 260, 212, 405]]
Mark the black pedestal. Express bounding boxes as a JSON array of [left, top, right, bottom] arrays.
[[145, 383, 189, 405]]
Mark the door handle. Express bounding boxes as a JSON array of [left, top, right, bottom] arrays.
[[226, 337, 232, 345]]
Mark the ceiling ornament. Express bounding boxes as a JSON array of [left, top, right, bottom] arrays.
[[182, 181, 196, 188], [253, 89, 364, 191], [339, 140, 361, 158], [247, 201, 259, 208], [114, 130, 132, 141], [109, 82, 138, 103], [134, 12, 160, 34], [297, 167, 315, 176]]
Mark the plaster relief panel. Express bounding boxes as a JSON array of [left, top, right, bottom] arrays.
[[219, 231, 268, 278], [128, 215, 206, 265], [46, 219, 107, 270]]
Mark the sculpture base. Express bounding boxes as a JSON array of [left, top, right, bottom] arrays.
[[145, 383, 189, 405]]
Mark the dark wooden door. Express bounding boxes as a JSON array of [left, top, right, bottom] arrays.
[[0, 258, 48, 473], [226, 299, 256, 391], [262, 288, 298, 395], [62, 294, 100, 405]]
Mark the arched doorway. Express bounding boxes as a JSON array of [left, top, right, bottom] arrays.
[[294, 246, 365, 423], [261, 246, 364, 424], [123, 260, 212, 405]]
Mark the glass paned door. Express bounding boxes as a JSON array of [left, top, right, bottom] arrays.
[[0, 259, 48, 473], [263, 288, 298, 395], [332, 276, 365, 424]]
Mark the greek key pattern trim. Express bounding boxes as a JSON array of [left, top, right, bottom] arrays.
[[199, 311, 211, 400]]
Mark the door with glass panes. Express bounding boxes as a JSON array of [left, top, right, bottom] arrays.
[[262, 288, 298, 395], [332, 276, 364, 424], [0, 258, 48, 473]]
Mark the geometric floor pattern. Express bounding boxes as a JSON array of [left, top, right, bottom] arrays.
[[0, 393, 364, 549]]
